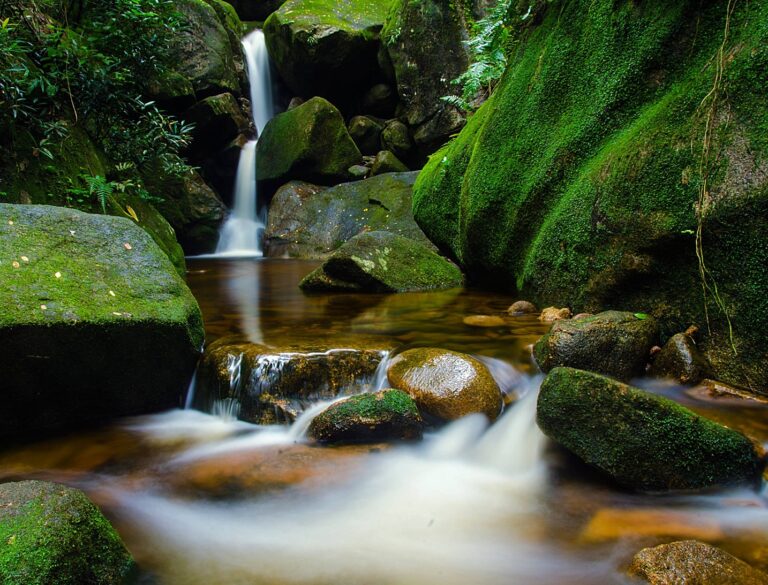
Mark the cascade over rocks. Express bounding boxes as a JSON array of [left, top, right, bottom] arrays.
[[533, 310, 659, 381], [256, 97, 362, 186], [537, 367, 765, 491], [386, 347, 503, 422], [413, 0, 768, 392], [264, 0, 393, 104], [308, 389, 424, 445], [0, 481, 134, 584], [299, 231, 464, 293], [264, 172, 428, 258], [628, 540, 768, 585], [0, 204, 204, 439]]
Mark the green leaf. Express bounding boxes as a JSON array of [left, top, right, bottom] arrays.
[[634, 313, 649, 320]]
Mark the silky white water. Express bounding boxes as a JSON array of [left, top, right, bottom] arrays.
[[215, 30, 274, 257]]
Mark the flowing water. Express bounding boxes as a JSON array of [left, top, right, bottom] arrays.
[[215, 30, 274, 257], [1, 259, 766, 584]]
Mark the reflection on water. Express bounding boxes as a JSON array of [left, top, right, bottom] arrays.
[[0, 259, 766, 584]]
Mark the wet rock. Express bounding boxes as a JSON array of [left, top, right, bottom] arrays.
[[387, 348, 503, 421], [287, 96, 305, 111], [381, 120, 413, 161], [537, 367, 764, 491], [185, 92, 249, 157], [463, 315, 506, 327], [508, 300, 537, 315], [581, 508, 725, 544], [0, 481, 134, 584], [628, 540, 768, 585], [256, 97, 362, 186], [196, 335, 395, 424], [299, 231, 463, 293], [534, 310, 659, 381], [539, 306, 571, 321], [264, 172, 431, 258], [371, 150, 408, 176], [348, 165, 370, 179], [650, 330, 712, 385], [264, 0, 390, 103], [361, 83, 397, 118], [0, 204, 204, 439], [308, 389, 423, 445], [348, 116, 383, 156]]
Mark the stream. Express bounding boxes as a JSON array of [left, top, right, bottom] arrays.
[[1, 258, 767, 584]]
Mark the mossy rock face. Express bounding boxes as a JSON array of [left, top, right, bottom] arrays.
[[371, 150, 408, 176], [256, 97, 362, 186], [537, 368, 765, 491], [628, 540, 768, 585], [413, 0, 768, 392], [308, 389, 423, 445], [381, 0, 470, 157], [196, 335, 396, 424], [222, 0, 287, 21], [0, 204, 204, 438], [533, 310, 659, 381], [386, 347, 503, 421], [185, 93, 250, 158], [650, 332, 713, 385], [299, 231, 464, 293], [264, 172, 429, 258], [264, 0, 393, 103], [0, 481, 133, 584]]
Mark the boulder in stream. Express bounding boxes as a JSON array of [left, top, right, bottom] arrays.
[[650, 329, 713, 385], [309, 389, 423, 445], [0, 204, 204, 439], [628, 540, 768, 585], [386, 348, 503, 422], [0, 480, 134, 584], [537, 367, 765, 491], [534, 310, 659, 381], [299, 231, 464, 293]]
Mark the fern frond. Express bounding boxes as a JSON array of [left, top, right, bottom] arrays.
[[85, 174, 114, 213]]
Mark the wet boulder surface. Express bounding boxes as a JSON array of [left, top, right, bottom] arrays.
[[0, 204, 204, 439], [537, 367, 764, 491], [650, 331, 713, 385], [0, 480, 134, 584]]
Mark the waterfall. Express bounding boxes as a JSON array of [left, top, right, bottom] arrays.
[[215, 30, 274, 257]]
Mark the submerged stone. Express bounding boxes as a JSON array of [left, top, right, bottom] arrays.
[[0, 204, 204, 438], [0, 481, 134, 584], [309, 389, 423, 445], [534, 310, 659, 381], [386, 348, 503, 421], [299, 231, 464, 293], [628, 540, 768, 585], [537, 367, 764, 491]]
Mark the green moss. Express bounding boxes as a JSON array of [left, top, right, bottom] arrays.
[[537, 367, 765, 491], [328, 389, 420, 424]]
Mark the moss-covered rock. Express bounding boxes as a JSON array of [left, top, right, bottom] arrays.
[[628, 540, 768, 585], [264, 172, 429, 258], [533, 310, 659, 381], [264, 0, 393, 103], [386, 347, 503, 421], [0, 204, 204, 438], [222, 0, 287, 21], [650, 331, 713, 385], [413, 0, 768, 392], [0, 480, 133, 584], [256, 97, 362, 186], [308, 389, 423, 445], [299, 231, 464, 293], [185, 93, 250, 158], [537, 367, 765, 491], [371, 150, 408, 175], [381, 0, 470, 157], [348, 115, 383, 155]]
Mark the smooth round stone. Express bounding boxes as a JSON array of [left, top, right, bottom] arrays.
[[463, 315, 506, 327], [507, 300, 537, 315]]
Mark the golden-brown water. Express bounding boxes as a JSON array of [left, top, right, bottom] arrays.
[[0, 259, 766, 584]]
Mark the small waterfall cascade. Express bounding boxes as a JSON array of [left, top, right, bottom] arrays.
[[215, 30, 274, 257]]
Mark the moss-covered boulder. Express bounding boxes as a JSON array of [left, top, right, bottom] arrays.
[[264, 0, 393, 103], [264, 172, 429, 258], [0, 204, 204, 438], [629, 540, 768, 585], [533, 311, 659, 381], [386, 348, 503, 421], [0, 481, 133, 584], [185, 93, 250, 158], [381, 0, 470, 157], [299, 231, 463, 293], [371, 150, 408, 176], [348, 116, 383, 155], [537, 367, 765, 491], [413, 0, 768, 392], [256, 97, 362, 186], [308, 389, 423, 445], [196, 335, 395, 424]]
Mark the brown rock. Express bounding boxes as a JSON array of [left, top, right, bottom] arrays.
[[463, 315, 506, 327], [539, 307, 571, 322], [650, 331, 713, 385], [508, 300, 537, 315], [386, 348, 503, 421]]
